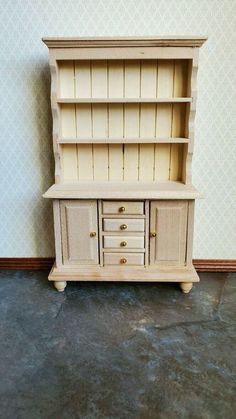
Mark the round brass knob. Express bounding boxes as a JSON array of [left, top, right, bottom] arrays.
[[119, 206, 125, 213], [90, 231, 96, 237], [120, 224, 128, 230], [120, 257, 127, 264], [150, 232, 157, 238], [120, 241, 127, 247]]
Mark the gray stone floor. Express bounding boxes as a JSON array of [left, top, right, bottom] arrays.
[[0, 271, 236, 419]]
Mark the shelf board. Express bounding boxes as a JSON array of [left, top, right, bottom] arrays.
[[57, 97, 192, 104], [43, 181, 200, 200], [59, 137, 189, 144]]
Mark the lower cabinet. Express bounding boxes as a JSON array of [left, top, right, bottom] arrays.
[[57, 199, 190, 268], [60, 200, 99, 265], [150, 201, 188, 266]]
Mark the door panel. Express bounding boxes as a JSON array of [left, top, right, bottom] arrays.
[[150, 201, 188, 266], [60, 200, 99, 265]]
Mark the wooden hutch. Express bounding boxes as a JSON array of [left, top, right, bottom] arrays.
[[42, 36, 207, 293]]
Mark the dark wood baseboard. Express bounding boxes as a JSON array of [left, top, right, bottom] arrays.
[[0, 258, 55, 270], [193, 259, 236, 272], [0, 258, 236, 272]]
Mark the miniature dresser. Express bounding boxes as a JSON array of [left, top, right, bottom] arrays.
[[42, 36, 207, 293]]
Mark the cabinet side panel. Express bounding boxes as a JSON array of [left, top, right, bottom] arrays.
[[173, 60, 188, 97], [169, 144, 183, 181], [53, 200, 63, 267]]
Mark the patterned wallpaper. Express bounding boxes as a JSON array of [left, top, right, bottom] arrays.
[[0, 0, 236, 258]]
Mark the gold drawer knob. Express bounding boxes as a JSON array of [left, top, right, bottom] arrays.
[[90, 231, 96, 237], [119, 206, 125, 213], [120, 257, 127, 264], [150, 232, 157, 238], [120, 224, 128, 230], [120, 241, 127, 247]]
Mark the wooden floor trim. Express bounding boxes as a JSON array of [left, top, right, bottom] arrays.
[[193, 259, 236, 272], [0, 258, 235, 272]]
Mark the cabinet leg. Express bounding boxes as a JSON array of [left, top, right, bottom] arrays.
[[180, 282, 193, 294], [54, 281, 67, 292]]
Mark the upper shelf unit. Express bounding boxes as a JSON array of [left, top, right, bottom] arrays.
[[57, 59, 191, 100]]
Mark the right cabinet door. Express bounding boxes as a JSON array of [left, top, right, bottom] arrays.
[[150, 200, 188, 266]]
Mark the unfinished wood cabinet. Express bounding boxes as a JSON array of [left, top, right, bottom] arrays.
[[150, 200, 188, 266], [43, 36, 207, 293], [60, 200, 99, 265]]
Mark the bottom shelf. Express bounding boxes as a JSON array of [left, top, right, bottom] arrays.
[[49, 263, 199, 283], [43, 181, 200, 200]]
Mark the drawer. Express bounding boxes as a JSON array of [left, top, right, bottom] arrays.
[[103, 218, 145, 232], [102, 201, 144, 215], [104, 252, 144, 266], [104, 235, 144, 249]]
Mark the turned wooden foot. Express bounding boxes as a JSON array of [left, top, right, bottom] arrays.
[[180, 282, 193, 294], [54, 281, 67, 292]]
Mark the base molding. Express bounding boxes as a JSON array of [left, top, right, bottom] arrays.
[[49, 263, 199, 283], [0, 258, 235, 272]]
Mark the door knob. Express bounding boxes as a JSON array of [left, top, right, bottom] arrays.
[[119, 206, 125, 213], [120, 224, 128, 230], [120, 241, 127, 247], [120, 257, 127, 264], [150, 232, 157, 237], [90, 231, 96, 237]]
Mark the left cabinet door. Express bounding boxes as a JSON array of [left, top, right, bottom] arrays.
[[60, 200, 99, 265]]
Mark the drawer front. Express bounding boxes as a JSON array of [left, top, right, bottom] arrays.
[[103, 218, 145, 232], [102, 201, 144, 215], [104, 235, 144, 249], [104, 252, 144, 266]]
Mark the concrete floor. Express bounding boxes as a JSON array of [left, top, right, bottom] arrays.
[[0, 271, 236, 419]]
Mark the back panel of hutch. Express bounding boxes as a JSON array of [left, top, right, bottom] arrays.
[[43, 37, 207, 293]]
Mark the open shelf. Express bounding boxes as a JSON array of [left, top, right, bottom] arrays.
[[57, 97, 192, 104], [43, 181, 200, 200], [59, 137, 189, 144]]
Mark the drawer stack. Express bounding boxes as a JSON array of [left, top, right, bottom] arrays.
[[100, 200, 148, 266]]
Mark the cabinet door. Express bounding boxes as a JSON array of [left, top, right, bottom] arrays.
[[150, 201, 188, 266], [60, 200, 99, 265]]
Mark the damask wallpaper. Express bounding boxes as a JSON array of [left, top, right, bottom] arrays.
[[0, 0, 236, 258]]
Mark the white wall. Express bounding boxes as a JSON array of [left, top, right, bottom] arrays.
[[1, 0, 236, 258]]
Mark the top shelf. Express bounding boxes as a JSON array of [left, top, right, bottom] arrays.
[[57, 97, 192, 104]]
